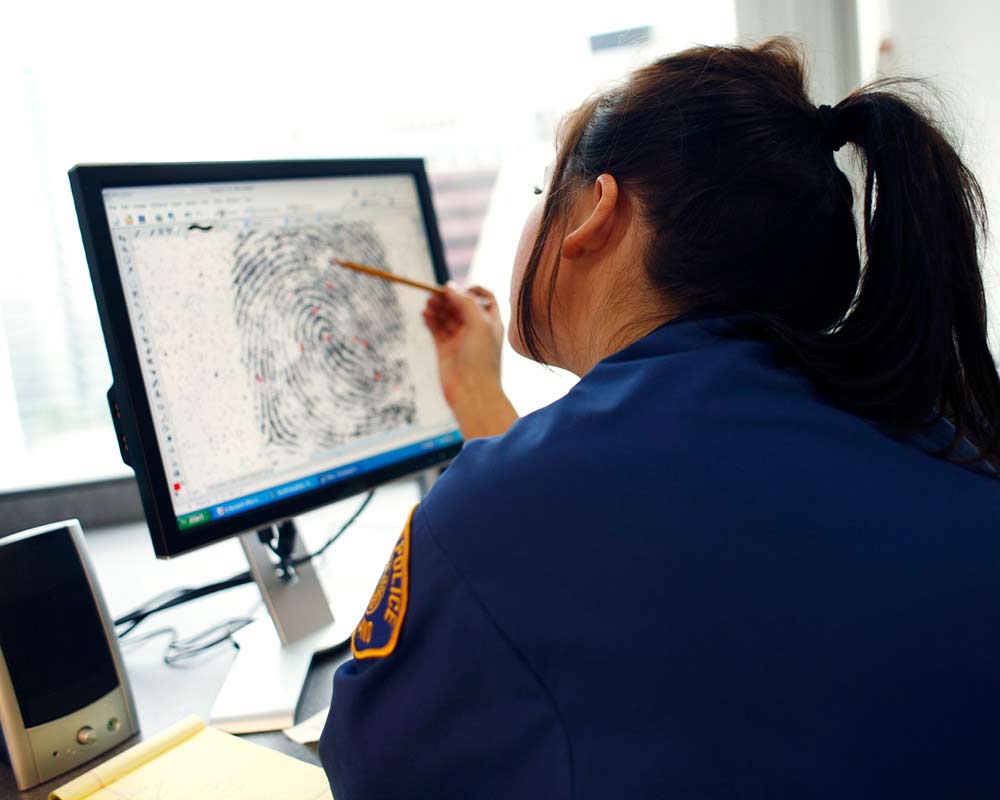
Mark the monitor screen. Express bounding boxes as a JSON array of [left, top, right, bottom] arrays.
[[98, 171, 460, 535]]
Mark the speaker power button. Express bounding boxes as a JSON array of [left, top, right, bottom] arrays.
[[76, 726, 96, 745]]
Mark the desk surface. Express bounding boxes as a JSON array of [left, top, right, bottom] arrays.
[[0, 480, 419, 799]]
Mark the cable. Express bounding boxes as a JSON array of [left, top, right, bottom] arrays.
[[119, 625, 178, 647], [263, 519, 300, 581], [293, 490, 375, 567], [259, 489, 376, 573], [115, 586, 202, 632], [114, 489, 376, 636], [119, 618, 256, 666], [121, 599, 262, 666], [114, 572, 253, 633], [115, 577, 251, 626], [163, 618, 255, 666]]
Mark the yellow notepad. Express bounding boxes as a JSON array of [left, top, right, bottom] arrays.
[[50, 715, 332, 800]]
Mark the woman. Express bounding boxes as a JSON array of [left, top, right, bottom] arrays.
[[320, 38, 1000, 798]]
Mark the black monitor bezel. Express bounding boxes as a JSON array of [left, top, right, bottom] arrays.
[[69, 159, 461, 559]]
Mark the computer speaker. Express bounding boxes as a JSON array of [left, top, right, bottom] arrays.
[[0, 520, 138, 790]]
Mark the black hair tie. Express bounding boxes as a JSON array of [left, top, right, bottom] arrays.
[[816, 104, 849, 152]]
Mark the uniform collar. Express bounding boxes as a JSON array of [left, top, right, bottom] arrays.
[[596, 309, 746, 367], [593, 310, 998, 477]]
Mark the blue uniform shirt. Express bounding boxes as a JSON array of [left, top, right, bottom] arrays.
[[319, 313, 1000, 798]]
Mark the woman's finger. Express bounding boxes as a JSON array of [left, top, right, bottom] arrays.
[[465, 285, 497, 304], [443, 283, 485, 319], [426, 293, 448, 312], [423, 305, 460, 342], [425, 295, 456, 324], [464, 285, 501, 320]]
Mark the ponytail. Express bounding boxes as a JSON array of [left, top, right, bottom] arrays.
[[766, 83, 1000, 470]]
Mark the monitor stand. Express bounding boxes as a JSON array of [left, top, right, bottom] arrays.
[[209, 528, 349, 734], [209, 469, 440, 734]]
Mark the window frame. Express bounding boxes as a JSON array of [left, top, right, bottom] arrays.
[[0, 477, 143, 539]]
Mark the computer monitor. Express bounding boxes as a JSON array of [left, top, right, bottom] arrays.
[[69, 159, 463, 731], [70, 160, 461, 557]]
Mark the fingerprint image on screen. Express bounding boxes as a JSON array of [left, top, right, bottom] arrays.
[[232, 223, 417, 451]]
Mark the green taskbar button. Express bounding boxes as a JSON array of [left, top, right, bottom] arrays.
[[177, 510, 210, 530]]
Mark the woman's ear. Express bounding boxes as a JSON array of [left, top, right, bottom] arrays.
[[561, 174, 620, 260]]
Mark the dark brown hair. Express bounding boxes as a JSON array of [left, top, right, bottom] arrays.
[[517, 37, 999, 470]]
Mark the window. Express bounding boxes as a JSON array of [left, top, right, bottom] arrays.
[[0, 2, 737, 491]]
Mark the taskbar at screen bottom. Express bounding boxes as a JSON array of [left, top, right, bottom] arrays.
[[175, 430, 462, 531]]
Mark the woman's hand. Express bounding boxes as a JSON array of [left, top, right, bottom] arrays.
[[422, 283, 518, 439]]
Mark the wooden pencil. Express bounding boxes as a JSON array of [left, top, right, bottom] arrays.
[[331, 258, 446, 295]]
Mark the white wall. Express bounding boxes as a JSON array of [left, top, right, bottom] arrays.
[[736, 0, 861, 103], [860, 0, 1000, 349], [0, 317, 25, 476]]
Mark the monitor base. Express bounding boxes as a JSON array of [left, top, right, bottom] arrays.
[[209, 476, 439, 734], [209, 527, 349, 733], [209, 616, 350, 733]]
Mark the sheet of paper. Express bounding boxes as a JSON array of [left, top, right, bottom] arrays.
[[51, 716, 205, 800], [50, 716, 332, 800], [283, 706, 330, 745]]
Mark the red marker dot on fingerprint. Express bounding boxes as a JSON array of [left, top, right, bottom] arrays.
[[325, 282, 333, 289], [299, 343, 305, 352], [256, 375, 263, 383], [363, 340, 369, 348], [324, 334, 331, 342], [374, 372, 382, 381], [312, 306, 319, 315], [173, 482, 181, 492]]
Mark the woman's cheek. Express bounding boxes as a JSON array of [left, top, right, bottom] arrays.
[[507, 307, 527, 356], [507, 199, 545, 357]]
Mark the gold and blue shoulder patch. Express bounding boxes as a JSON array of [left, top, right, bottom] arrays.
[[351, 505, 414, 660]]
